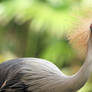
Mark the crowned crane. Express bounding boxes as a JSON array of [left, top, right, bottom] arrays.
[[0, 24, 92, 92]]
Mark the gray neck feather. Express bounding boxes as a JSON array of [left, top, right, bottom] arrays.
[[66, 34, 92, 91]]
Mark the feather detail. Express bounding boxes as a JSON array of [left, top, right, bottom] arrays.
[[67, 17, 92, 58], [0, 80, 7, 88]]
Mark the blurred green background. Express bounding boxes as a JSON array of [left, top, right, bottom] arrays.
[[0, 0, 92, 91]]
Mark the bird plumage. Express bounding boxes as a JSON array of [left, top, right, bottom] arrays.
[[0, 54, 91, 92], [0, 59, 28, 92], [0, 58, 70, 92]]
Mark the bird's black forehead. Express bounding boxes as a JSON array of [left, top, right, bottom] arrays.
[[90, 23, 92, 31]]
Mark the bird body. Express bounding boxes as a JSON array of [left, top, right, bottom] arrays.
[[0, 58, 72, 92], [0, 56, 91, 92]]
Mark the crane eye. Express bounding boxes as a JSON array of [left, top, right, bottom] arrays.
[[90, 24, 92, 31]]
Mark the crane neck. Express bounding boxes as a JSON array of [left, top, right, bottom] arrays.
[[66, 33, 92, 91]]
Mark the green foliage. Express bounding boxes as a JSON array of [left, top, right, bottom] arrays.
[[40, 39, 76, 68]]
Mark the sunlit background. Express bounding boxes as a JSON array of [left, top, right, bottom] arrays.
[[0, 0, 92, 91]]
